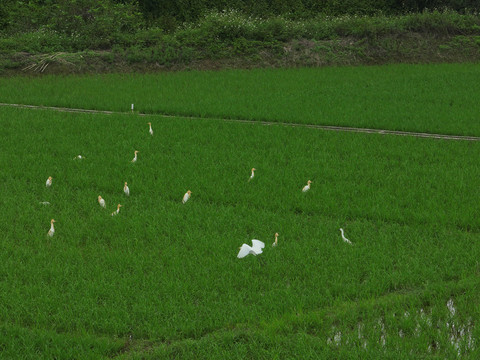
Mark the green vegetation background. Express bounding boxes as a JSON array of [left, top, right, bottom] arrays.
[[1, 1, 480, 357], [2, 0, 480, 34], [1, 1, 480, 73]]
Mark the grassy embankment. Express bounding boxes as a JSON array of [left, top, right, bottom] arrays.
[[1, 101, 479, 358], [1, 63, 480, 135], [1, 10, 480, 74]]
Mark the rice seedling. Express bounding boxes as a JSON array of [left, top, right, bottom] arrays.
[[1, 63, 480, 135], [1, 103, 480, 358]]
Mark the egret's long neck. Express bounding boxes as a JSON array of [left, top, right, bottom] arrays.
[[50, 223, 55, 231]]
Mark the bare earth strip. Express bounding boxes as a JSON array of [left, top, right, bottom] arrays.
[[1, 102, 479, 142]]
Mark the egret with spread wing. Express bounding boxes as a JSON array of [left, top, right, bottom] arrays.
[[237, 239, 265, 258]]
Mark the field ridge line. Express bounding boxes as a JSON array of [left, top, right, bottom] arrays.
[[1, 102, 479, 142]]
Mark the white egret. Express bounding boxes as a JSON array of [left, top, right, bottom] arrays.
[[302, 180, 312, 192], [148, 122, 153, 136], [124, 182, 130, 196], [248, 168, 256, 182], [131, 150, 139, 163], [98, 196, 106, 208], [237, 239, 265, 258], [45, 176, 53, 187], [47, 219, 55, 237], [73, 155, 84, 160], [111, 204, 122, 216], [182, 190, 192, 204], [340, 228, 353, 245], [272, 232, 279, 247], [39, 201, 50, 205]]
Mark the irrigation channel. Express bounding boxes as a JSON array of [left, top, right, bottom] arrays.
[[2, 102, 480, 142]]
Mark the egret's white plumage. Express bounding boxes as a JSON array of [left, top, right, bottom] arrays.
[[302, 180, 312, 192], [39, 201, 50, 205], [111, 204, 122, 216], [272, 232, 279, 247], [46, 176, 53, 187], [131, 150, 139, 163], [73, 155, 84, 160], [124, 182, 130, 196], [148, 122, 153, 135], [340, 228, 353, 245], [248, 168, 256, 182], [47, 219, 55, 237], [182, 190, 192, 204], [237, 239, 265, 258], [98, 196, 106, 208]]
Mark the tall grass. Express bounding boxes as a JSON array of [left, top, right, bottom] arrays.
[[179, 9, 480, 43], [2, 9, 479, 54], [1, 105, 480, 357]]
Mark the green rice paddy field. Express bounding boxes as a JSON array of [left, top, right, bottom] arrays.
[[1, 63, 480, 135], [1, 64, 480, 358]]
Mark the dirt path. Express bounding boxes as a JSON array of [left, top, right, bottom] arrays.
[[2, 102, 479, 142]]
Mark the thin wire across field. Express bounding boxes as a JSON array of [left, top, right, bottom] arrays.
[[1, 102, 479, 142]]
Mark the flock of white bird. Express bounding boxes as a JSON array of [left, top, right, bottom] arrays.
[[42, 121, 354, 254]]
